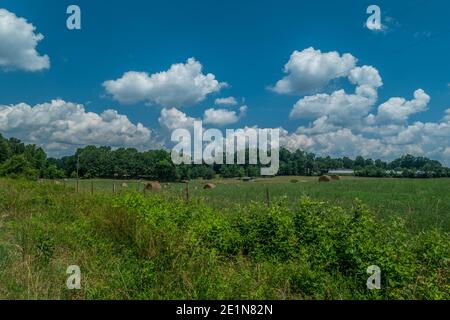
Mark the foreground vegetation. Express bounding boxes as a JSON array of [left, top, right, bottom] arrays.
[[0, 178, 448, 300]]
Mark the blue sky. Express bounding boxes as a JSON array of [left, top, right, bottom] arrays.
[[0, 0, 449, 163]]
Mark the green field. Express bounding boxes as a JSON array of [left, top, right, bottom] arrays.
[[65, 176, 450, 232], [0, 177, 448, 300]]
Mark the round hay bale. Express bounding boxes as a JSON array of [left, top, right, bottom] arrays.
[[203, 183, 216, 190], [145, 181, 161, 191], [330, 175, 340, 181], [54, 180, 62, 185], [318, 175, 332, 182], [122, 182, 128, 188]]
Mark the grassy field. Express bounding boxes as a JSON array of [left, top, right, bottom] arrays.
[[0, 177, 448, 300], [65, 176, 450, 232]]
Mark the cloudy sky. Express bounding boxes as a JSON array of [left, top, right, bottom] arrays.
[[0, 0, 449, 164]]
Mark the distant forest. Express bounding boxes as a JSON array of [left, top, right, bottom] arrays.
[[1, 134, 449, 181]]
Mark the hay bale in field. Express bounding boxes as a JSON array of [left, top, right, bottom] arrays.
[[54, 180, 62, 185], [330, 175, 340, 181], [122, 183, 128, 188], [145, 181, 161, 191], [203, 183, 216, 190], [318, 175, 332, 182]]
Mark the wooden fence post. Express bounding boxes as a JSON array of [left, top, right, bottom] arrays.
[[91, 180, 94, 195], [185, 181, 190, 202], [266, 187, 270, 207]]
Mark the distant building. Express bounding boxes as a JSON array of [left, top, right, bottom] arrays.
[[328, 169, 355, 176], [386, 170, 403, 175]]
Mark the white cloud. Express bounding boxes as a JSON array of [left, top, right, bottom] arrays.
[[103, 58, 226, 107], [203, 106, 247, 126], [295, 116, 339, 135], [280, 122, 450, 166], [443, 109, 450, 122], [271, 47, 357, 95], [277, 48, 449, 165], [158, 107, 196, 131], [281, 128, 389, 159], [215, 97, 238, 106], [0, 100, 156, 156], [369, 89, 430, 124], [282, 104, 450, 166], [0, 8, 50, 71], [289, 87, 377, 126], [349, 66, 383, 88], [288, 63, 383, 129]]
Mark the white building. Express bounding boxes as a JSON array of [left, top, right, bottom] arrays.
[[327, 169, 355, 176]]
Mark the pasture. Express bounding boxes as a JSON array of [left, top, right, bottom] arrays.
[[64, 176, 450, 232], [0, 177, 448, 300]]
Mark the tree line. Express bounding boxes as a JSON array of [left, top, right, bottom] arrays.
[[1, 134, 449, 180]]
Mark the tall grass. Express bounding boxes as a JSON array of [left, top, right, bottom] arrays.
[[0, 178, 448, 299]]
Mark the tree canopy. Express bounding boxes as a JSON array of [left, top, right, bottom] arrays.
[[0, 134, 449, 180]]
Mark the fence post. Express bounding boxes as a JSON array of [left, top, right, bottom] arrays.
[[185, 181, 190, 202], [266, 187, 270, 207], [91, 180, 94, 195]]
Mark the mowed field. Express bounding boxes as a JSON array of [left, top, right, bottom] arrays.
[[65, 176, 450, 232]]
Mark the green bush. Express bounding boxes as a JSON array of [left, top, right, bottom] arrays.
[[0, 155, 39, 180]]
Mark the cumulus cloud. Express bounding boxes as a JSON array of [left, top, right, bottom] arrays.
[[215, 97, 238, 106], [280, 119, 450, 166], [349, 66, 383, 88], [158, 107, 196, 131], [276, 47, 449, 165], [203, 106, 247, 126], [289, 88, 377, 126], [0, 100, 156, 156], [368, 89, 430, 124], [282, 96, 450, 166], [103, 58, 226, 107], [288, 62, 383, 126], [285, 92, 448, 164], [271, 47, 357, 95], [443, 109, 450, 122], [0, 8, 50, 71]]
